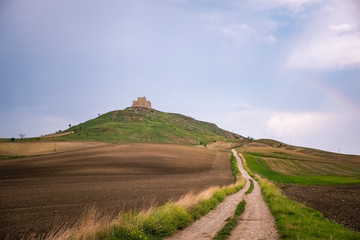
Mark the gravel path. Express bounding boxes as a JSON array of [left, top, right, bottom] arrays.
[[166, 150, 249, 240], [229, 152, 279, 240], [167, 150, 279, 240]]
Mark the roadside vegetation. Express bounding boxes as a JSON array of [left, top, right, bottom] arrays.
[[241, 153, 360, 239], [230, 153, 241, 181], [259, 178, 360, 239]]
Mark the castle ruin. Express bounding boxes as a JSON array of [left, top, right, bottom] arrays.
[[132, 96, 151, 109]]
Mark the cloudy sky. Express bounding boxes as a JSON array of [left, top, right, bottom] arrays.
[[1, 0, 359, 154]]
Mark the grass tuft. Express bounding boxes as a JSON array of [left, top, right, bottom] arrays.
[[47, 207, 112, 240], [175, 186, 220, 209], [142, 203, 192, 237], [212, 200, 246, 240]]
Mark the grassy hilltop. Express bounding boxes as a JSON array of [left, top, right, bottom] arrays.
[[56, 107, 242, 144]]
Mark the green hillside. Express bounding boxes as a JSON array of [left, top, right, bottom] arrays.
[[56, 107, 243, 144], [241, 139, 360, 185]]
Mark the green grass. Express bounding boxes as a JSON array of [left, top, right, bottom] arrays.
[[245, 180, 254, 194], [0, 155, 23, 160], [258, 178, 360, 240], [230, 153, 241, 181], [96, 203, 191, 240], [244, 153, 360, 185], [51, 107, 242, 145], [212, 200, 246, 240]]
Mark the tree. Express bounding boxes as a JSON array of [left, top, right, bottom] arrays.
[[19, 133, 25, 139]]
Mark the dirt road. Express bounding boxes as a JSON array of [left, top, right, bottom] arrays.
[[167, 149, 278, 240], [229, 152, 278, 240]]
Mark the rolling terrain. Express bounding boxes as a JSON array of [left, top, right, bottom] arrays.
[[1, 107, 360, 239], [0, 143, 234, 239]]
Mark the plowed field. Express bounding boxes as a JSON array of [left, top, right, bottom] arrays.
[[0, 143, 233, 239], [281, 184, 360, 232]]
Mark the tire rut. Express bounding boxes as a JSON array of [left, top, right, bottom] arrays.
[[229, 152, 278, 240], [166, 149, 279, 240]]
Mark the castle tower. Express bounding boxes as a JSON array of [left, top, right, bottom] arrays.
[[132, 96, 151, 109]]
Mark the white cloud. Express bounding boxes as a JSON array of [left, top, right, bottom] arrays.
[[190, 105, 360, 154], [266, 112, 335, 136], [287, 0, 360, 70], [261, 34, 277, 43], [218, 24, 257, 47], [330, 24, 356, 32], [216, 23, 276, 48], [248, 0, 321, 14]]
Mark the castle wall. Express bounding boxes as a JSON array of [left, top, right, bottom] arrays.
[[132, 97, 151, 109]]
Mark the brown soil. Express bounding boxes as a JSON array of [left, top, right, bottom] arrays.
[[0, 141, 106, 156], [281, 184, 360, 232], [0, 143, 234, 239], [206, 141, 239, 150]]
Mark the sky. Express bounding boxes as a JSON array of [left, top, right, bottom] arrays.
[[1, 0, 359, 155]]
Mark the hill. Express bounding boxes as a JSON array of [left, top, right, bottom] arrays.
[[54, 107, 243, 144]]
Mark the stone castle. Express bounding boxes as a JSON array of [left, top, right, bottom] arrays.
[[132, 96, 151, 109]]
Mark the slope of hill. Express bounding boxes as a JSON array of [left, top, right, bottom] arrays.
[[55, 107, 242, 144], [242, 139, 360, 185], [240, 139, 360, 233]]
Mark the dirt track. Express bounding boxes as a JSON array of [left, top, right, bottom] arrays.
[[167, 150, 278, 240], [229, 152, 278, 240], [0, 143, 234, 239]]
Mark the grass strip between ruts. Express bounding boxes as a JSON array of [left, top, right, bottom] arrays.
[[212, 200, 246, 240], [245, 179, 254, 195], [212, 169, 255, 240]]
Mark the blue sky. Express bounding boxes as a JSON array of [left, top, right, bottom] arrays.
[[1, 0, 359, 154]]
